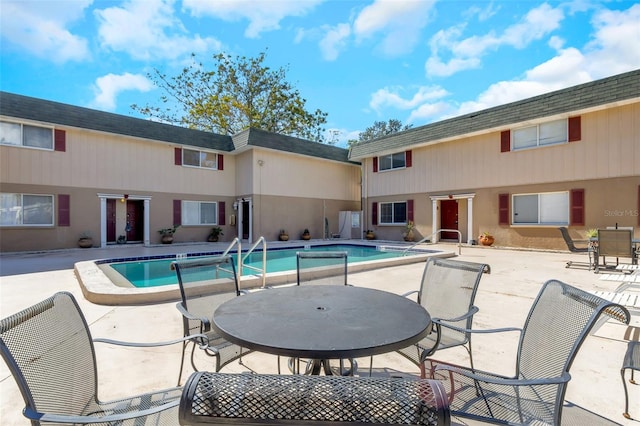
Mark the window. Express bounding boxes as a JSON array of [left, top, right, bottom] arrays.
[[379, 201, 407, 225], [512, 119, 567, 150], [183, 148, 218, 169], [378, 152, 406, 171], [0, 121, 54, 150], [0, 193, 54, 226], [182, 201, 218, 225], [512, 192, 569, 225]]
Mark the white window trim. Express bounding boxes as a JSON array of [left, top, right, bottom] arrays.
[[511, 191, 569, 226], [378, 152, 406, 172], [0, 193, 55, 227], [0, 120, 54, 151], [181, 200, 218, 226], [182, 148, 219, 170], [378, 201, 408, 225], [511, 118, 568, 151]]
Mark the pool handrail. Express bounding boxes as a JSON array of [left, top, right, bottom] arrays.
[[403, 229, 462, 255], [222, 237, 241, 276], [242, 236, 267, 288]]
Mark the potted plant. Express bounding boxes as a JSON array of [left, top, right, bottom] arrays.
[[365, 229, 375, 240], [208, 226, 224, 242], [478, 232, 494, 246], [402, 221, 415, 242], [585, 228, 598, 239], [158, 225, 179, 244], [301, 228, 311, 240], [279, 229, 289, 241], [78, 232, 93, 248]]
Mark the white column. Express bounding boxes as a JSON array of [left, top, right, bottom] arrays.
[[143, 199, 150, 246], [100, 197, 107, 248], [431, 199, 438, 243], [467, 197, 474, 245]]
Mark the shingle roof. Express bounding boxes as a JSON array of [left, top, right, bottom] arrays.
[[233, 127, 356, 164], [349, 69, 640, 160], [0, 91, 235, 152], [0, 92, 356, 164]]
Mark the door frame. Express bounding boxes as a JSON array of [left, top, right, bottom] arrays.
[[430, 193, 476, 245], [98, 193, 151, 247]]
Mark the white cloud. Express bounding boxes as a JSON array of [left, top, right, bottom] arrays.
[[319, 23, 351, 61], [353, 0, 436, 56], [91, 73, 154, 110], [583, 4, 640, 77], [183, 0, 322, 38], [426, 3, 564, 77], [95, 0, 222, 61], [0, 0, 91, 63], [369, 85, 449, 112]]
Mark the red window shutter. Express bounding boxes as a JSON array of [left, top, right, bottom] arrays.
[[218, 154, 224, 170], [372, 202, 378, 226], [568, 116, 581, 142], [173, 200, 182, 225], [500, 130, 510, 152], [405, 150, 412, 168], [174, 148, 182, 165], [218, 201, 226, 226], [498, 193, 510, 225], [570, 189, 585, 226], [58, 194, 70, 226], [54, 129, 66, 152], [407, 199, 414, 222], [373, 157, 378, 173]]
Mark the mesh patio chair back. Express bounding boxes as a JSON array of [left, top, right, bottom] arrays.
[[558, 227, 593, 269], [597, 229, 635, 272], [296, 251, 348, 286], [171, 255, 250, 383], [426, 280, 630, 425], [397, 257, 489, 374], [0, 291, 181, 425]]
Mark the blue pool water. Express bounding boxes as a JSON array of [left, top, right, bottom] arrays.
[[106, 244, 430, 288]]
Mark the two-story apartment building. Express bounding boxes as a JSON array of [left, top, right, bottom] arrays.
[[2, 69, 639, 252], [349, 69, 640, 250], [0, 94, 361, 252]]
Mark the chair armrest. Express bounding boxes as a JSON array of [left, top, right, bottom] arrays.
[[433, 306, 479, 324], [434, 363, 571, 386], [401, 290, 419, 299], [23, 399, 180, 424], [176, 302, 211, 332], [94, 333, 210, 349]]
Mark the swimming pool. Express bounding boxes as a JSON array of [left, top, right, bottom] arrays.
[[103, 244, 435, 288]]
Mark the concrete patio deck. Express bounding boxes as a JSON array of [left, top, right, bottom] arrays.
[[1, 241, 639, 425]]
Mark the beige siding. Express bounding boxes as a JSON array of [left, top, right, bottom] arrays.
[[365, 103, 640, 197], [252, 149, 360, 201], [1, 128, 236, 196]]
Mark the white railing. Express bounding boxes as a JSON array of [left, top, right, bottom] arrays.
[[403, 228, 463, 255], [222, 237, 242, 274], [242, 236, 267, 288]]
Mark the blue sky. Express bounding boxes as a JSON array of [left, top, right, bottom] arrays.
[[1, 0, 639, 146]]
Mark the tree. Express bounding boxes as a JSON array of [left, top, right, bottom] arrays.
[[348, 119, 413, 146], [132, 51, 328, 142]]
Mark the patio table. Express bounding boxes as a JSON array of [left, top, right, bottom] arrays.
[[212, 285, 431, 374]]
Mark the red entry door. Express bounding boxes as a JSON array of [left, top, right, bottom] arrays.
[[126, 201, 144, 242], [440, 199, 459, 240], [107, 199, 116, 242]]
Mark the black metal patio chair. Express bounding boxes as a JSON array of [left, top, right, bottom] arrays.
[[395, 257, 490, 377], [558, 226, 594, 270], [0, 291, 200, 425], [171, 255, 252, 384], [424, 279, 630, 425]]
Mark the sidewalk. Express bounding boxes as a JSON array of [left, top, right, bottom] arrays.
[[1, 243, 638, 425]]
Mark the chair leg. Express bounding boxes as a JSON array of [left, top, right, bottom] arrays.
[[622, 367, 631, 419], [177, 340, 189, 386]]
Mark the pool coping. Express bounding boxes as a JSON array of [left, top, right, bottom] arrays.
[[74, 241, 454, 305]]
